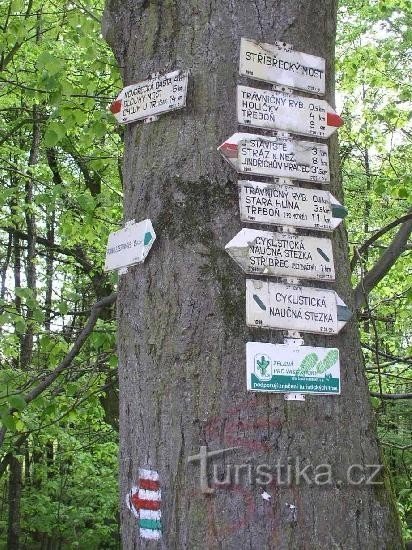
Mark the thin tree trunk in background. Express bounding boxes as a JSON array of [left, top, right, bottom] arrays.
[[7, 456, 22, 550], [20, 104, 41, 366], [0, 232, 12, 304], [44, 210, 55, 332], [44, 148, 61, 332], [13, 229, 22, 365], [24, 443, 30, 486], [103, 1, 403, 548], [21, 12, 42, 365]]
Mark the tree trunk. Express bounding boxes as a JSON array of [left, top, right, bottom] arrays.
[[7, 456, 22, 550], [102, 1, 403, 548], [20, 106, 40, 366]]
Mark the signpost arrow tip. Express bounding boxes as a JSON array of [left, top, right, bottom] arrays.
[[110, 99, 122, 114], [144, 232, 153, 246], [331, 203, 348, 219], [337, 304, 352, 322], [327, 112, 344, 128], [219, 141, 238, 158]]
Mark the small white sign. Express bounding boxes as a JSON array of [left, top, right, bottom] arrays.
[[239, 38, 325, 95], [237, 85, 343, 138], [246, 341, 341, 395], [226, 228, 335, 281], [246, 279, 351, 334], [238, 180, 347, 231], [110, 70, 188, 124], [218, 133, 330, 183], [104, 219, 156, 272]]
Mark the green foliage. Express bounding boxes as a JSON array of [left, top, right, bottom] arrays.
[[0, 0, 122, 547], [338, 0, 412, 538]]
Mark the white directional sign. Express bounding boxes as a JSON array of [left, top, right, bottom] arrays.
[[246, 342, 341, 395], [238, 180, 347, 231], [239, 38, 325, 95], [226, 228, 335, 281], [246, 279, 351, 334], [218, 133, 330, 183], [237, 85, 343, 138], [109, 70, 188, 124], [104, 219, 156, 272]]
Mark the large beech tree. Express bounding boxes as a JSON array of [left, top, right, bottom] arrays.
[[102, 0, 403, 548]]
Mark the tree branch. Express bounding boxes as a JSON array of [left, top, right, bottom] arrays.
[[351, 212, 412, 271], [381, 442, 412, 450], [0, 119, 45, 148], [24, 292, 117, 403], [65, 144, 102, 197], [354, 210, 412, 309], [370, 392, 412, 400], [362, 343, 412, 364], [0, 226, 93, 272], [0, 292, 117, 449]]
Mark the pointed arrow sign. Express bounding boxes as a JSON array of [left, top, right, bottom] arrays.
[[246, 279, 351, 334], [104, 219, 156, 272], [237, 85, 343, 138], [218, 133, 330, 183], [226, 228, 335, 281], [239, 38, 326, 95], [238, 180, 347, 231], [109, 70, 188, 124]]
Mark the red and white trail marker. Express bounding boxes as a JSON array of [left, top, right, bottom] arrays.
[[237, 85, 343, 138], [126, 469, 162, 541]]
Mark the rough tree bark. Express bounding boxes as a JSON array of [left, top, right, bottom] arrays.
[[102, 1, 403, 548], [7, 456, 22, 550]]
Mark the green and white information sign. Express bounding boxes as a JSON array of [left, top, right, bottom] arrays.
[[246, 342, 340, 395]]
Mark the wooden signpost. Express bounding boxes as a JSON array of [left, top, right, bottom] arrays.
[[218, 132, 330, 182], [109, 70, 188, 124], [246, 341, 340, 395], [246, 279, 351, 334], [225, 228, 335, 281], [104, 219, 156, 273], [239, 38, 326, 95], [238, 180, 347, 231], [237, 85, 343, 138]]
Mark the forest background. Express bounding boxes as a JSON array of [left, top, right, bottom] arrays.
[[0, 0, 410, 547]]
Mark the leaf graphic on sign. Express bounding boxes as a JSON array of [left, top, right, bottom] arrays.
[[316, 349, 339, 374], [296, 352, 319, 375], [256, 355, 270, 376]]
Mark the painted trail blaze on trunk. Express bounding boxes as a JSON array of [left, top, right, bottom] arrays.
[[127, 469, 162, 540], [103, 0, 403, 548]]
